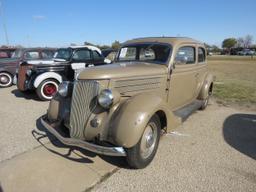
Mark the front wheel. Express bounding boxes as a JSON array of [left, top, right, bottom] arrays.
[[36, 79, 59, 101], [125, 115, 161, 169], [0, 72, 13, 88]]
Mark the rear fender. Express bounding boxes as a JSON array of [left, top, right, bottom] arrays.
[[198, 73, 214, 100]]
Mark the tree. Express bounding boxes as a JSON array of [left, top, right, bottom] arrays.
[[236, 37, 244, 48], [111, 40, 121, 50], [244, 35, 253, 48], [222, 38, 237, 49]]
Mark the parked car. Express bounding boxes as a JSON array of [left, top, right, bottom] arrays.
[[237, 49, 255, 55], [0, 48, 16, 58], [41, 37, 214, 169], [17, 45, 110, 100], [0, 48, 56, 88]]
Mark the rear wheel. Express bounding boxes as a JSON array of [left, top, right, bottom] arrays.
[[36, 79, 59, 101], [0, 72, 13, 88], [126, 115, 161, 169]]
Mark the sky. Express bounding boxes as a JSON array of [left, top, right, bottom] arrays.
[[0, 0, 256, 47]]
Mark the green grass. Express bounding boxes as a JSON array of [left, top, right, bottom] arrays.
[[208, 55, 256, 108]]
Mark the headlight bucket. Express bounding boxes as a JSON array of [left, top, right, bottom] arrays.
[[98, 89, 114, 109], [58, 81, 72, 97], [98, 89, 120, 109]]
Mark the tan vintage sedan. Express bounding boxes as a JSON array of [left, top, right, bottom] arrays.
[[41, 37, 214, 169]]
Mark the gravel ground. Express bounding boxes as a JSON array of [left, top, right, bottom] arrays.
[[0, 87, 49, 162], [92, 102, 256, 192], [1, 86, 256, 192]]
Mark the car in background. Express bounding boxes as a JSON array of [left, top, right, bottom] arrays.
[[0, 48, 16, 58], [17, 45, 110, 100], [0, 48, 56, 88], [237, 49, 255, 56]]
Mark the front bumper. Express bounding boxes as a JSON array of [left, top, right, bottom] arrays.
[[40, 115, 126, 157]]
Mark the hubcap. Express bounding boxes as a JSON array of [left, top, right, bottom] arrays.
[[140, 123, 157, 159], [43, 83, 57, 97], [0, 75, 9, 84]]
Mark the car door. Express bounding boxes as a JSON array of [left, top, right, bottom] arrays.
[[168, 45, 198, 110]]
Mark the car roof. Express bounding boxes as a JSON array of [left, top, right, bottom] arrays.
[[16, 48, 56, 52], [123, 37, 205, 47], [68, 45, 102, 53]]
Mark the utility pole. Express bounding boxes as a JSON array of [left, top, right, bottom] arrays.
[[0, 0, 9, 45]]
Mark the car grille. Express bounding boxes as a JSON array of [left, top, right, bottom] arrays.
[[69, 80, 100, 139]]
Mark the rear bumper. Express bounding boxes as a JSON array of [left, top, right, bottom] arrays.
[[40, 115, 126, 157]]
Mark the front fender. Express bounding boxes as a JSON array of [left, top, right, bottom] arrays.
[[110, 93, 180, 148], [33, 72, 62, 88], [198, 73, 214, 100]]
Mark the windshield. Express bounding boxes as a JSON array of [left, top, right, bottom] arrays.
[[117, 43, 171, 64], [11, 49, 23, 58], [54, 48, 72, 60]]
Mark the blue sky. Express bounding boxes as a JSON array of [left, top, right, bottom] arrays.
[[0, 0, 256, 47]]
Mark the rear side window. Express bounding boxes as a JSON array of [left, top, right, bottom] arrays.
[[73, 50, 91, 61], [42, 50, 55, 59], [24, 51, 40, 60], [175, 46, 195, 64], [198, 47, 206, 63]]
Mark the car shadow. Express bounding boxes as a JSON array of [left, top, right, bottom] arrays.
[[11, 89, 42, 101], [0, 183, 3, 192], [223, 113, 256, 160], [33, 118, 128, 168]]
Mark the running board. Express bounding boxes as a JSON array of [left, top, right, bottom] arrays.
[[174, 100, 203, 122]]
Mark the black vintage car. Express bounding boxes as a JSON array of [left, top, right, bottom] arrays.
[[17, 45, 110, 101]]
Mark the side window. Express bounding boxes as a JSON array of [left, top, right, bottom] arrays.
[[175, 46, 195, 64], [198, 47, 206, 63], [92, 51, 103, 60], [72, 50, 91, 61], [24, 51, 40, 60], [42, 50, 55, 59]]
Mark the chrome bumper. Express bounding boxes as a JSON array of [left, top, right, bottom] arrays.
[[40, 116, 126, 157]]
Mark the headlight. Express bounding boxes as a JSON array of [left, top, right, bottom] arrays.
[[98, 89, 114, 109], [58, 81, 70, 97], [26, 69, 32, 76]]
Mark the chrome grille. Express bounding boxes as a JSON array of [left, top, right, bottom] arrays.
[[69, 80, 100, 139]]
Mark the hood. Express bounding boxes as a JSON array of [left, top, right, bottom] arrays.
[[0, 58, 19, 64], [78, 62, 168, 80]]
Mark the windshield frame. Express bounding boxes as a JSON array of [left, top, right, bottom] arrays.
[[116, 42, 172, 65]]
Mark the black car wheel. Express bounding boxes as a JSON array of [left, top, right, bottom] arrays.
[[125, 115, 161, 169], [0, 72, 13, 88], [36, 79, 59, 101]]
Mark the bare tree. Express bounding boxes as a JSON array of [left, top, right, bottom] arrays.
[[236, 37, 244, 48], [244, 35, 253, 48]]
